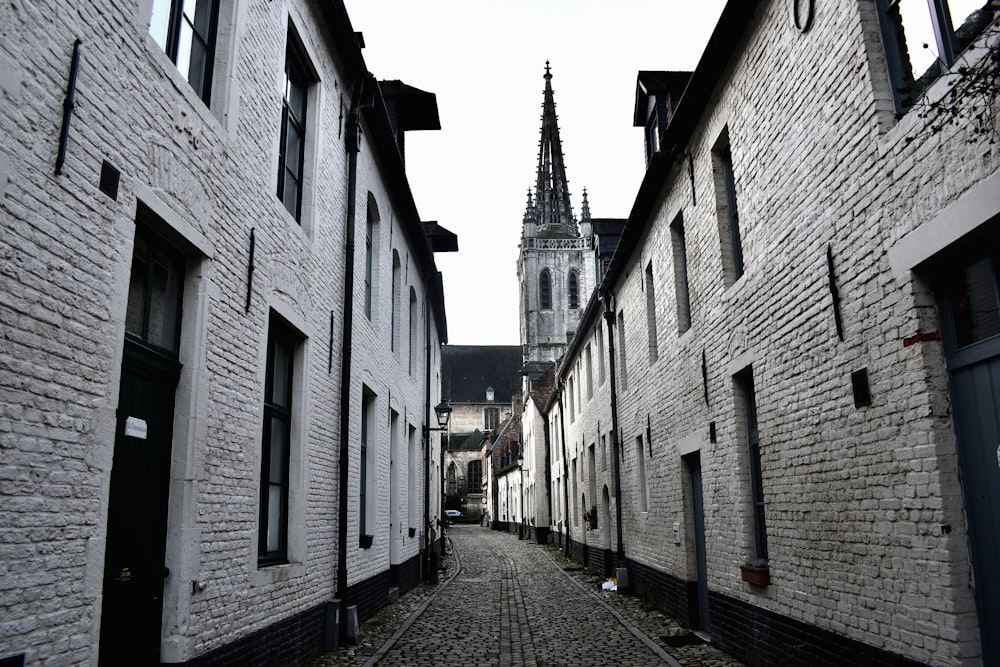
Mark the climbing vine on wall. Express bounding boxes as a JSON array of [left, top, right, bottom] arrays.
[[910, 16, 1000, 143]]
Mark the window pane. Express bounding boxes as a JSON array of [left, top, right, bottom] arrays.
[[287, 79, 307, 122], [176, 20, 194, 82], [896, 0, 940, 79], [270, 417, 287, 482], [271, 339, 291, 406], [284, 122, 303, 179], [126, 256, 148, 338], [948, 0, 988, 32], [149, 0, 171, 51], [283, 173, 300, 219], [952, 255, 1000, 347], [267, 484, 283, 551]]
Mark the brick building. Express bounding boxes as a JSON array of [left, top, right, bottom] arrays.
[[0, 1, 454, 665], [527, 1, 1000, 666]]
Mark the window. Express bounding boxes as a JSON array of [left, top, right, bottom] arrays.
[[484, 407, 500, 431], [712, 130, 744, 284], [276, 33, 309, 221], [408, 288, 417, 375], [645, 111, 660, 163], [467, 460, 482, 494], [149, 0, 219, 103], [671, 213, 692, 333], [636, 435, 648, 513], [601, 434, 608, 472], [364, 197, 380, 320], [645, 261, 658, 363], [596, 325, 606, 385], [568, 271, 579, 309], [259, 316, 298, 565], [736, 367, 767, 561], [360, 388, 376, 540], [407, 425, 417, 530], [567, 377, 575, 422], [539, 269, 552, 310], [391, 252, 401, 353], [617, 310, 628, 391], [125, 228, 185, 354], [585, 343, 594, 400], [446, 463, 458, 496], [875, 0, 994, 111]]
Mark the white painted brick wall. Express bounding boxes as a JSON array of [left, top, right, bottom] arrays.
[[543, 2, 999, 665], [0, 0, 442, 664]]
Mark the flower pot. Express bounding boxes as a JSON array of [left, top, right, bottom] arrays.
[[740, 564, 770, 586], [408, 527, 416, 538], [359, 534, 374, 549]]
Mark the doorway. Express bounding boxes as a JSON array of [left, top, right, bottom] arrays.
[[937, 235, 1000, 665], [99, 229, 185, 665], [685, 452, 710, 634]]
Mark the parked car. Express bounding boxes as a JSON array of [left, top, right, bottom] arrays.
[[444, 509, 464, 522]]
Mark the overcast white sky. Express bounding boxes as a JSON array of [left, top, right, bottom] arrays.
[[344, 1, 727, 345]]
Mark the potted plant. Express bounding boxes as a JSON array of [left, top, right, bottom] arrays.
[[740, 557, 770, 586]]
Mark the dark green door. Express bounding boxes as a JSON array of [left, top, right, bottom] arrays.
[[100, 228, 185, 665], [938, 237, 1000, 665]]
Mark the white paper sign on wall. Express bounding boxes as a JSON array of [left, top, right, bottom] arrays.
[[125, 417, 148, 440]]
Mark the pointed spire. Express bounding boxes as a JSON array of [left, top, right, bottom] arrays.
[[533, 62, 577, 237], [580, 188, 591, 221]]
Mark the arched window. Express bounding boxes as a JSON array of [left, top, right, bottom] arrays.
[[539, 269, 552, 310], [568, 271, 579, 309]]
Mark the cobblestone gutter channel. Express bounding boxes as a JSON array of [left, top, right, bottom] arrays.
[[305, 526, 745, 666]]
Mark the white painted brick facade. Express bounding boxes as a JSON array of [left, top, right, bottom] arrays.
[[0, 1, 446, 664], [534, 2, 1000, 666]]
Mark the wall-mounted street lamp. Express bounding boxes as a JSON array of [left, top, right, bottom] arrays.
[[433, 401, 452, 431]]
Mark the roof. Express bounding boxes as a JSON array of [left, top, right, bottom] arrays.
[[442, 345, 523, 404], [529, 364, 556, 412], [592, 218, 626, 257], [378, 80, 442, 132], [632, 71, 692, 126]]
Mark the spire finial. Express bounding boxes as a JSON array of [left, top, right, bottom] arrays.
[[544, 60, 552, 79], [581, 188, 591, 221]]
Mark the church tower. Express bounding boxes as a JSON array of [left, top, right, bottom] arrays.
[[518, 63, 595, 364]]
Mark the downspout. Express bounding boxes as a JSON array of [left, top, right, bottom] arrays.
[[423, 279, 434, 581], [601, 287, 625, 567], [556, 381, 570, 557], [335, 74, 370, 648]]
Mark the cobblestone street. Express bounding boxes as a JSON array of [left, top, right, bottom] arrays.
[[309, 525, 745, 667]]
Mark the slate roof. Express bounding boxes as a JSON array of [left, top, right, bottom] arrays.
[[442, 345, 523, 404]]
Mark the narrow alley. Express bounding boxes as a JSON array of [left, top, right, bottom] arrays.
[[311, 526, 744, 667]]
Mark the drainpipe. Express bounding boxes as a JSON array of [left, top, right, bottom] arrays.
[[601, 287, 625, 567], [335, 73, 371, 648], [423, 279, 434, 581], [556, 381, 570, 557], [542, 409, 552, 544]]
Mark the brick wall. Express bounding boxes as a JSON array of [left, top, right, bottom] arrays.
[[0, 0, 443, 664], [537, 1, 1000, 665]]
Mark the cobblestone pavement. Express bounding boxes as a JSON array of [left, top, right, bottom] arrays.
[[306, 525, 745, 667]]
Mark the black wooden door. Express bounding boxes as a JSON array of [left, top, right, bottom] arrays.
[[99, 340, 180, 665], [687, 453, 711, 633]]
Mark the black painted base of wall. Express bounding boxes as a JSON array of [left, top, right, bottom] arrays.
[[173, 603, 326, 667], [172, 554, 425, 667], [555, 549, 931, 667], [709, 590, 929, 667]]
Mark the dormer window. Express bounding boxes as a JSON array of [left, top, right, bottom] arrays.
[[486, 386, 495, 402]]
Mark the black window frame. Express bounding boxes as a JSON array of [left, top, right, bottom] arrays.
[[568, 271, 579, 309], [875, 0, 995, 112], [539, 269, 552, 310], [467, 460, 483, 494], [277, 33, 309, 222], [258, 316, 296, 567], [151, 0, 220, 104], [737, 367, 768, 562]]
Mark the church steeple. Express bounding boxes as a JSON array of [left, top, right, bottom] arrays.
[[530, 62, 577, 238]]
